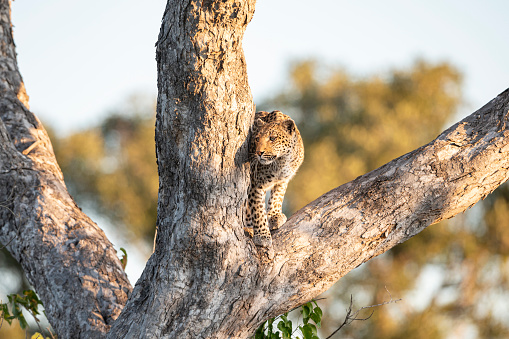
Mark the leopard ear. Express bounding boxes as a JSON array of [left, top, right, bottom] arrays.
[[254, 118, 266, 128], [255, 111, 270, 121], [282, 119, 296, 134]]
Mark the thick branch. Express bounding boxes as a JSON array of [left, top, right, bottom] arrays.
[[107, 0, 258, 337], [258, 88, 509, 323], [0, 1, 132, 338]]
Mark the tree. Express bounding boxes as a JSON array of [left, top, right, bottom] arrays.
[[1, 1, 509, 338]]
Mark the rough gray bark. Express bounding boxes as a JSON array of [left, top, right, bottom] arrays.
[[1, 0, 509, 338], [0, 1, 131, 338], [107, 0, 259, 337], [106, 0, 509, 338]]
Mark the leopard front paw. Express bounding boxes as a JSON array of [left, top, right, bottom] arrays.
[[253, 235, 274, 262], [268, 213, 287, 231], [253, 234, 272, 247]]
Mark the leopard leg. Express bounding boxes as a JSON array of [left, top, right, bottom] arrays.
[[249, 184, 272, 247], [244, 196, 254, 237], [267, 181, 288, 231]]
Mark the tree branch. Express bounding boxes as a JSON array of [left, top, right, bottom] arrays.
[[0, 1, 132, 337], [261, 88, 509, 321], [325, 288, 402, 338]]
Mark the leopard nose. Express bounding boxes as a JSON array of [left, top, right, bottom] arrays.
[[257, 151, 264, 156]]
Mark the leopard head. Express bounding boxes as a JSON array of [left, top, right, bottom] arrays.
[[251, 118, 296, 165]]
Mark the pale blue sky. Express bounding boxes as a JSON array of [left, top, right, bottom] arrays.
[[11, 0, 509, 133]]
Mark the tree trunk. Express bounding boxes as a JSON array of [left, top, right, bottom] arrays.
[[1, 0, 509, 338], [0, 1, 131, 338], [107, 0, 259, 337]]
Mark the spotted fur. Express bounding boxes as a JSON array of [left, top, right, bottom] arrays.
[[247, 110, 304, 248]]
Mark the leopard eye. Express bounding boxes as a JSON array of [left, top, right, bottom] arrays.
[[269, 136, 276, 142], [255, 137, 260, 142]]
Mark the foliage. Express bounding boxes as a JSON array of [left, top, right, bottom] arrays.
[[264, 59, 462, 212], [118, 247, 128, 270], [0, 290, 55, 338], [255, 300, 322, 339]]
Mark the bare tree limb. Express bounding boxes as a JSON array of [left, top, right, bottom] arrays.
[[325, 288, 401, 339], [0, 1, 132, 337]]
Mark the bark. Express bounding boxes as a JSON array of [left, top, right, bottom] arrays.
[[0, 1, 131, 338], [107, 0, 258, 337], [106, 0, 509, 338], [1, 0, 509, 338]]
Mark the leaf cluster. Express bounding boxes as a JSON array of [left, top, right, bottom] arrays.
[[1, 290, 42, 329], [0, 290, 55, 338], [255, 300, 322, 339]]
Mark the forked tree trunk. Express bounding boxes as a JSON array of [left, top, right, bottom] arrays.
[[1, 0, 509, 338]]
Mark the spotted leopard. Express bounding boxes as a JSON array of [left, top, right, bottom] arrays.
[[246, 110, 304, 249]]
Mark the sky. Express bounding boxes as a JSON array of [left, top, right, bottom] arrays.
[[10, 0, 509, 134]]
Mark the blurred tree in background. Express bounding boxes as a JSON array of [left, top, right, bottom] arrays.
[[52, 94, 158, 243], [260, 60, 509, 338], [265, 60, 461, 212], [3, 61, 509, 338]]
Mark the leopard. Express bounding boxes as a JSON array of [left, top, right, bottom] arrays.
[[246, 110, 304, 250]]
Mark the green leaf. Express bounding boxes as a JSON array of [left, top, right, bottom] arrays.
[[1, 303, 13, 325], [24, 289, 41, 303], [1, 303, 11, 317], [267, 317, 275, 335], [310, 313, 321, 328], [23, 290, 42, 316], [254, 322, 265, 339], [314, 306, 322, 319], [277, 318, 292, 339], [300, 325, 312, 339], [300, 324, 317, 339], [15, 294, 29, 308], [15, 309, 28, 329], [119, 247, 128, 270], [301, 303, 311, 323]]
